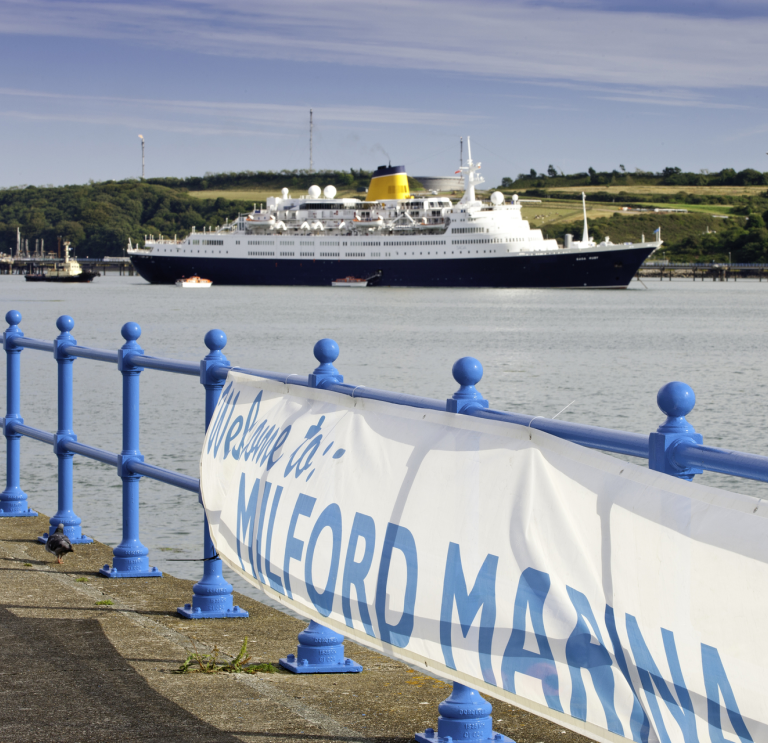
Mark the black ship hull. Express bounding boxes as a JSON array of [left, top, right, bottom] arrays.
[[129, 245, 654, 289]]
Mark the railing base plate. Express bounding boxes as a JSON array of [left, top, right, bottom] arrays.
[[279, 655, 363, 674], [415, 731, 513, 743], [0, 508, 38, 518], [176, 603, 249, 619], [99, 564, 162, 579]]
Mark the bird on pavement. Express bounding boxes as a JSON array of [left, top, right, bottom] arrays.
[[45, 523, 74, 564]]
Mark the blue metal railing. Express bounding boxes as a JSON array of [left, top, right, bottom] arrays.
[[4, 309, 768, 739]]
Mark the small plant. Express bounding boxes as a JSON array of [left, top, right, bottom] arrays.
[[75, 577, 89, 582], [23, 563, 32, 567], [173, 637, 281, 675], [95, 599, 114, 605]]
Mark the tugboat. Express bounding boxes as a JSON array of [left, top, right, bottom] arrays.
[[24, 242, 97, 283]]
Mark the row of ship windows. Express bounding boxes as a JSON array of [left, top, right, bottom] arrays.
[[239, 249, 505, 259], [190, 239, 224, 245], [455, 238, 526, 245], [452, 227, 486, 234]]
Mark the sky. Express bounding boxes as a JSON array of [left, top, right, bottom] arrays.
[[1, 0, 767, 189]]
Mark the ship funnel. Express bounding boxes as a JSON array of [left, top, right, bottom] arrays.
[[366, 164, 410, 201]]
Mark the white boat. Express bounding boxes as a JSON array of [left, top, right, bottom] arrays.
[[129, 137, 661, 289], [332, 276, 369, 287], [175, 275, 212, 288]]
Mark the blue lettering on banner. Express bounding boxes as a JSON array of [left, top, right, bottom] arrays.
[[304, 503, 343, 616], [254, 481, 273, 583], [207, 385, 238, 457], [285, 416, 326, 481], [264, 484, 285, 594], [282, 494, 316, 599], [341, 512, 376, 637], [232, 393, 261, 460], [500, 568, 563, 713], [626, 616, 699, 743], [701, 644, 753, 743], [605, 605, 651, 743], [223, 415, 243, 460], [375, 522, 419, 648], [439, 542, 498, 686], [565, 587, 623, 735], [266, 425, 291, 470], [236, 473, 260, 578]]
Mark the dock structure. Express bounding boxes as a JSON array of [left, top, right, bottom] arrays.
[[0, 255, 135, 276], [638, 261, 768, 281]]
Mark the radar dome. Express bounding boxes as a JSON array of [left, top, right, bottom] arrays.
[[490, 191, 504, 205], [281, 188, 289, 199], [323, 185, 337, 199], [512, 194, 519, 203], [308, 185, 321, 199]]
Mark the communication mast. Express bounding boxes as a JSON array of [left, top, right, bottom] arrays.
[[138, 135, 145, 179], [309, 110, 314, 174], [460, 137, 463, 169]]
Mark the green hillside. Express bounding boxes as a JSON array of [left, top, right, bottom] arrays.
[[1, 166, 766, 261]]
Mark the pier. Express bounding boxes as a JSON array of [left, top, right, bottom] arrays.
[[0, 255, 135, 276], [638, 261, 768, 281]]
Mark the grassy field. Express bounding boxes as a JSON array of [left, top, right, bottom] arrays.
[[187, 188, 460, 202], [544, 184, 766, 196]]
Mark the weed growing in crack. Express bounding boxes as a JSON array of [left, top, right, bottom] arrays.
[[173, 637, 282, 675]]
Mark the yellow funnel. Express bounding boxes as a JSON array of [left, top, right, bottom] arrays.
[[366, 164, 410, 201]]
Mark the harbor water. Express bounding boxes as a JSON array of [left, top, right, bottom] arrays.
[[2, 275, 767, 600]]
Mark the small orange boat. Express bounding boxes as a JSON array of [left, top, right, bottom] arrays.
[[175, 276, 212, 288]]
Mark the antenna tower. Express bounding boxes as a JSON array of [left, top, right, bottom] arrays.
[[460, 137, 463, 169], [138, 135, 145, 179], [309, 109, 314, 174]]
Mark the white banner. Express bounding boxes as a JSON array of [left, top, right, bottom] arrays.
[[200, 373, 766, 743]]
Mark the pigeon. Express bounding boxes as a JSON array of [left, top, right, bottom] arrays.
[[45, 523, 74, 564]]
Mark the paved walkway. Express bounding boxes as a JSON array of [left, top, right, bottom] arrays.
[[0, 514, 593, 743]]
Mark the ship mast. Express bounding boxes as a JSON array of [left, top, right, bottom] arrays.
[[458, 136, 484, 204], [309, 109, 313, 174], [581, 192, 589, 244]]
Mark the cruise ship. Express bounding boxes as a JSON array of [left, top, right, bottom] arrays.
[[128, 139, 659, 288]]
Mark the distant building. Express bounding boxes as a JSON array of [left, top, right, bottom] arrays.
[[413, 176, 464, 192]]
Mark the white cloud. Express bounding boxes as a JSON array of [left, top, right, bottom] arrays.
[[1, 0, 767, 90]]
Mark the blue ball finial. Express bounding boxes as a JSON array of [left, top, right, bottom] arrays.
[[121, 322, 142, 342], [56, 315, 74, 333], [5, 310, 21, 327], [314, 338, 339, 365], [657, 381, 695, 419], [204, 329, 227, 352], [452, 357, 483, 388]]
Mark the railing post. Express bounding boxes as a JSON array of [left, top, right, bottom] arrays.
[[416, 357, 511, 743], [37, 315, 92, 544], [0, 310, 37, 517], [279, 339, 362, 674], [178, 329, 247, 619], [100, 322, 161, 578], [649, 381, 703, 481]]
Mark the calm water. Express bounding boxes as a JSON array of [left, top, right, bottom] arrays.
[[2, 274, 767, 598]]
